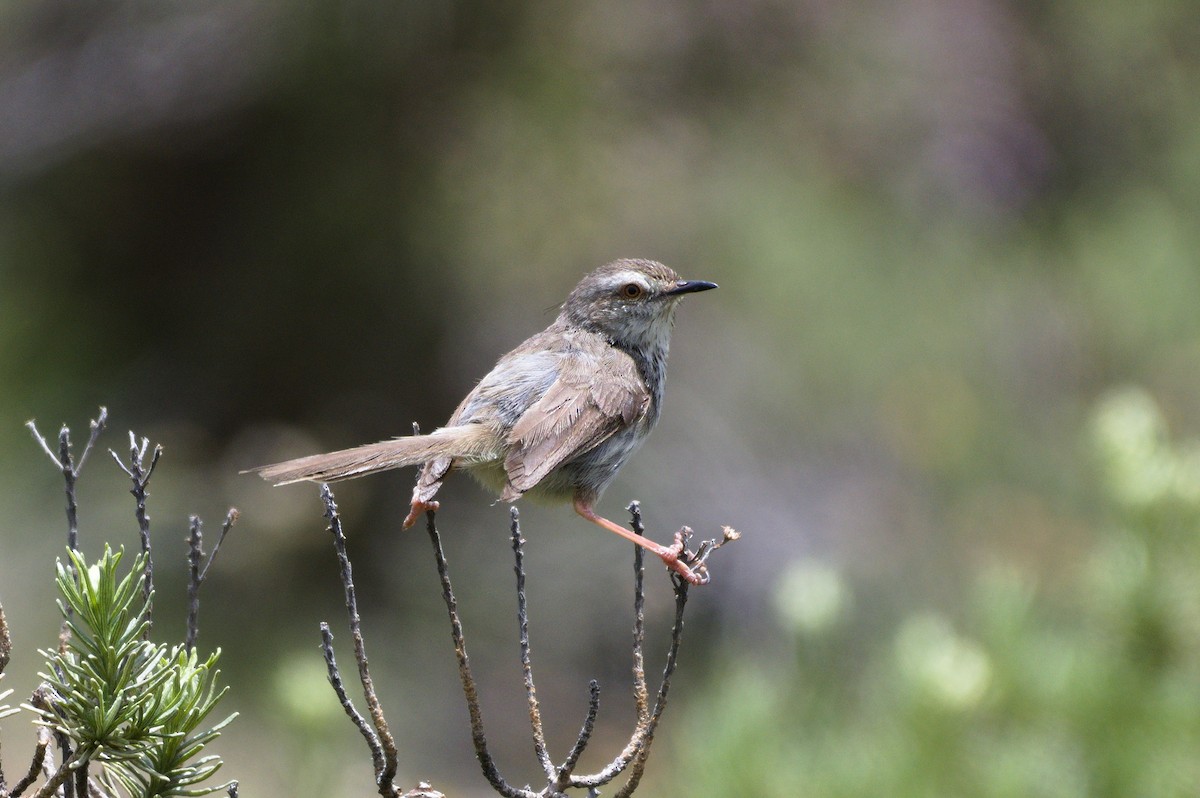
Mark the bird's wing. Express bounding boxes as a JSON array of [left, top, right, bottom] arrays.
[[503, 342, 650, 497]]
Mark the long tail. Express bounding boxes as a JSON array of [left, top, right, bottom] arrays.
[[247, 424, 499, 485]]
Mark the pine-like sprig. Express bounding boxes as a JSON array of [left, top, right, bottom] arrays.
[[27, 546, 236, 797]]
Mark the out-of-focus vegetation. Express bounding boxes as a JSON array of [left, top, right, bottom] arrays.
[[667, 389, 1200, 796], [2, 0, 1199, 795]]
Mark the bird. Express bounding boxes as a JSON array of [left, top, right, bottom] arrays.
[[250, 258, 717, 584]]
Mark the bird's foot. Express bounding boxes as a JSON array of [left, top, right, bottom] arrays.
[[403, 499, 440, 529], [657, 527, 708, 585], [660, 525, 743, 586]]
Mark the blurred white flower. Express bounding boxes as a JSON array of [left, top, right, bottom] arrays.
[[774, 558, 849, 635], [896, 613, 992, 710], [1092, 387, 1200, 509]]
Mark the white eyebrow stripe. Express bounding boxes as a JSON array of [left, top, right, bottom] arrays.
[[608, 270, 652, 288]]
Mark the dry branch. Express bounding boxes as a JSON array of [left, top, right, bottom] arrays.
[[317, 482, 737, 797]]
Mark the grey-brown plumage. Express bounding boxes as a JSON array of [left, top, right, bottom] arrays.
[[250, 258, 716, 583]]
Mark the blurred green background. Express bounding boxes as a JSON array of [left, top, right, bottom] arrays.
[[2, 1, 1200, 795]]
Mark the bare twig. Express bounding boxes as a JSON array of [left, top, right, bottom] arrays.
[[185, 509, 239, 652], [58, 429, 79, 553], [199, 509, 239, 582], [73, 764, 88, 798], [54, 731, 74, 798], [32, 754, 79, 798], [19, 687, 79, 798], [38, 729, 55, 784], [320, 623, 382, 770], [511, 509, 555, 783], [428, 499, 733, 796], [109, 432, 162, 636], [688, 526, 741, 571], [0, 610, 9, 798], [557, 680, 600, 783], [321, 485, 399, 796], [509, 513, 603, 795], [185, 516, 204, 653], [312, 474, 734, 797], [26, 408, 108, 655], [610, 577, 689, 798], [76, 411, 108, 473], [424, 510, 536, 798], [25, 423, 62, 468], [7, 726, 51, 798], [25, 407, 108, 554], [628, 502, 649, 727], [566, 507, 693, 795], [0, 602, 10, 677]]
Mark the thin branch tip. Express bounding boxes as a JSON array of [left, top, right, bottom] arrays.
[[313, 493, 706, 796], [75, 407, 108, 470], [319, 483, 399, 794], [26, 419, 63, 466]]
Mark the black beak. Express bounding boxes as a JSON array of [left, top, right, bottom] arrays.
[[665, 279, 718, 296]]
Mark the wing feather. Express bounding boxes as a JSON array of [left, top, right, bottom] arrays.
[[503, 344, 649, 495]]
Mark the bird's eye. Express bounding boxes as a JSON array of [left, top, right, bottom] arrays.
[[620, 283, 644, 299]]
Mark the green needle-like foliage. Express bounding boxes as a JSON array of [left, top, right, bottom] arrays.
[[103, 647, 235, 798], [32, 546, 236, 797], [0, 684, 15, 721]]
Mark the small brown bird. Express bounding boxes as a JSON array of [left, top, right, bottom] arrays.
[[251, 259, 717, 584]]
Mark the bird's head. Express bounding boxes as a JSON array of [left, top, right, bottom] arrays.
[[560, 259, 717, 352]]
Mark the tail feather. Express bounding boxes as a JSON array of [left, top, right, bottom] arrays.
[[247, 424, 499, 485]]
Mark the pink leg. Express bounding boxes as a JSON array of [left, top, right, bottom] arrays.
[[573, 498, 708, 585]]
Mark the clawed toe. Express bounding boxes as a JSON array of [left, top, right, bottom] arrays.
[[660, 527, 690, 563], [657, 524, 742, 586], [663, 556, 710, 585], [658, 526, 712, 585]]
